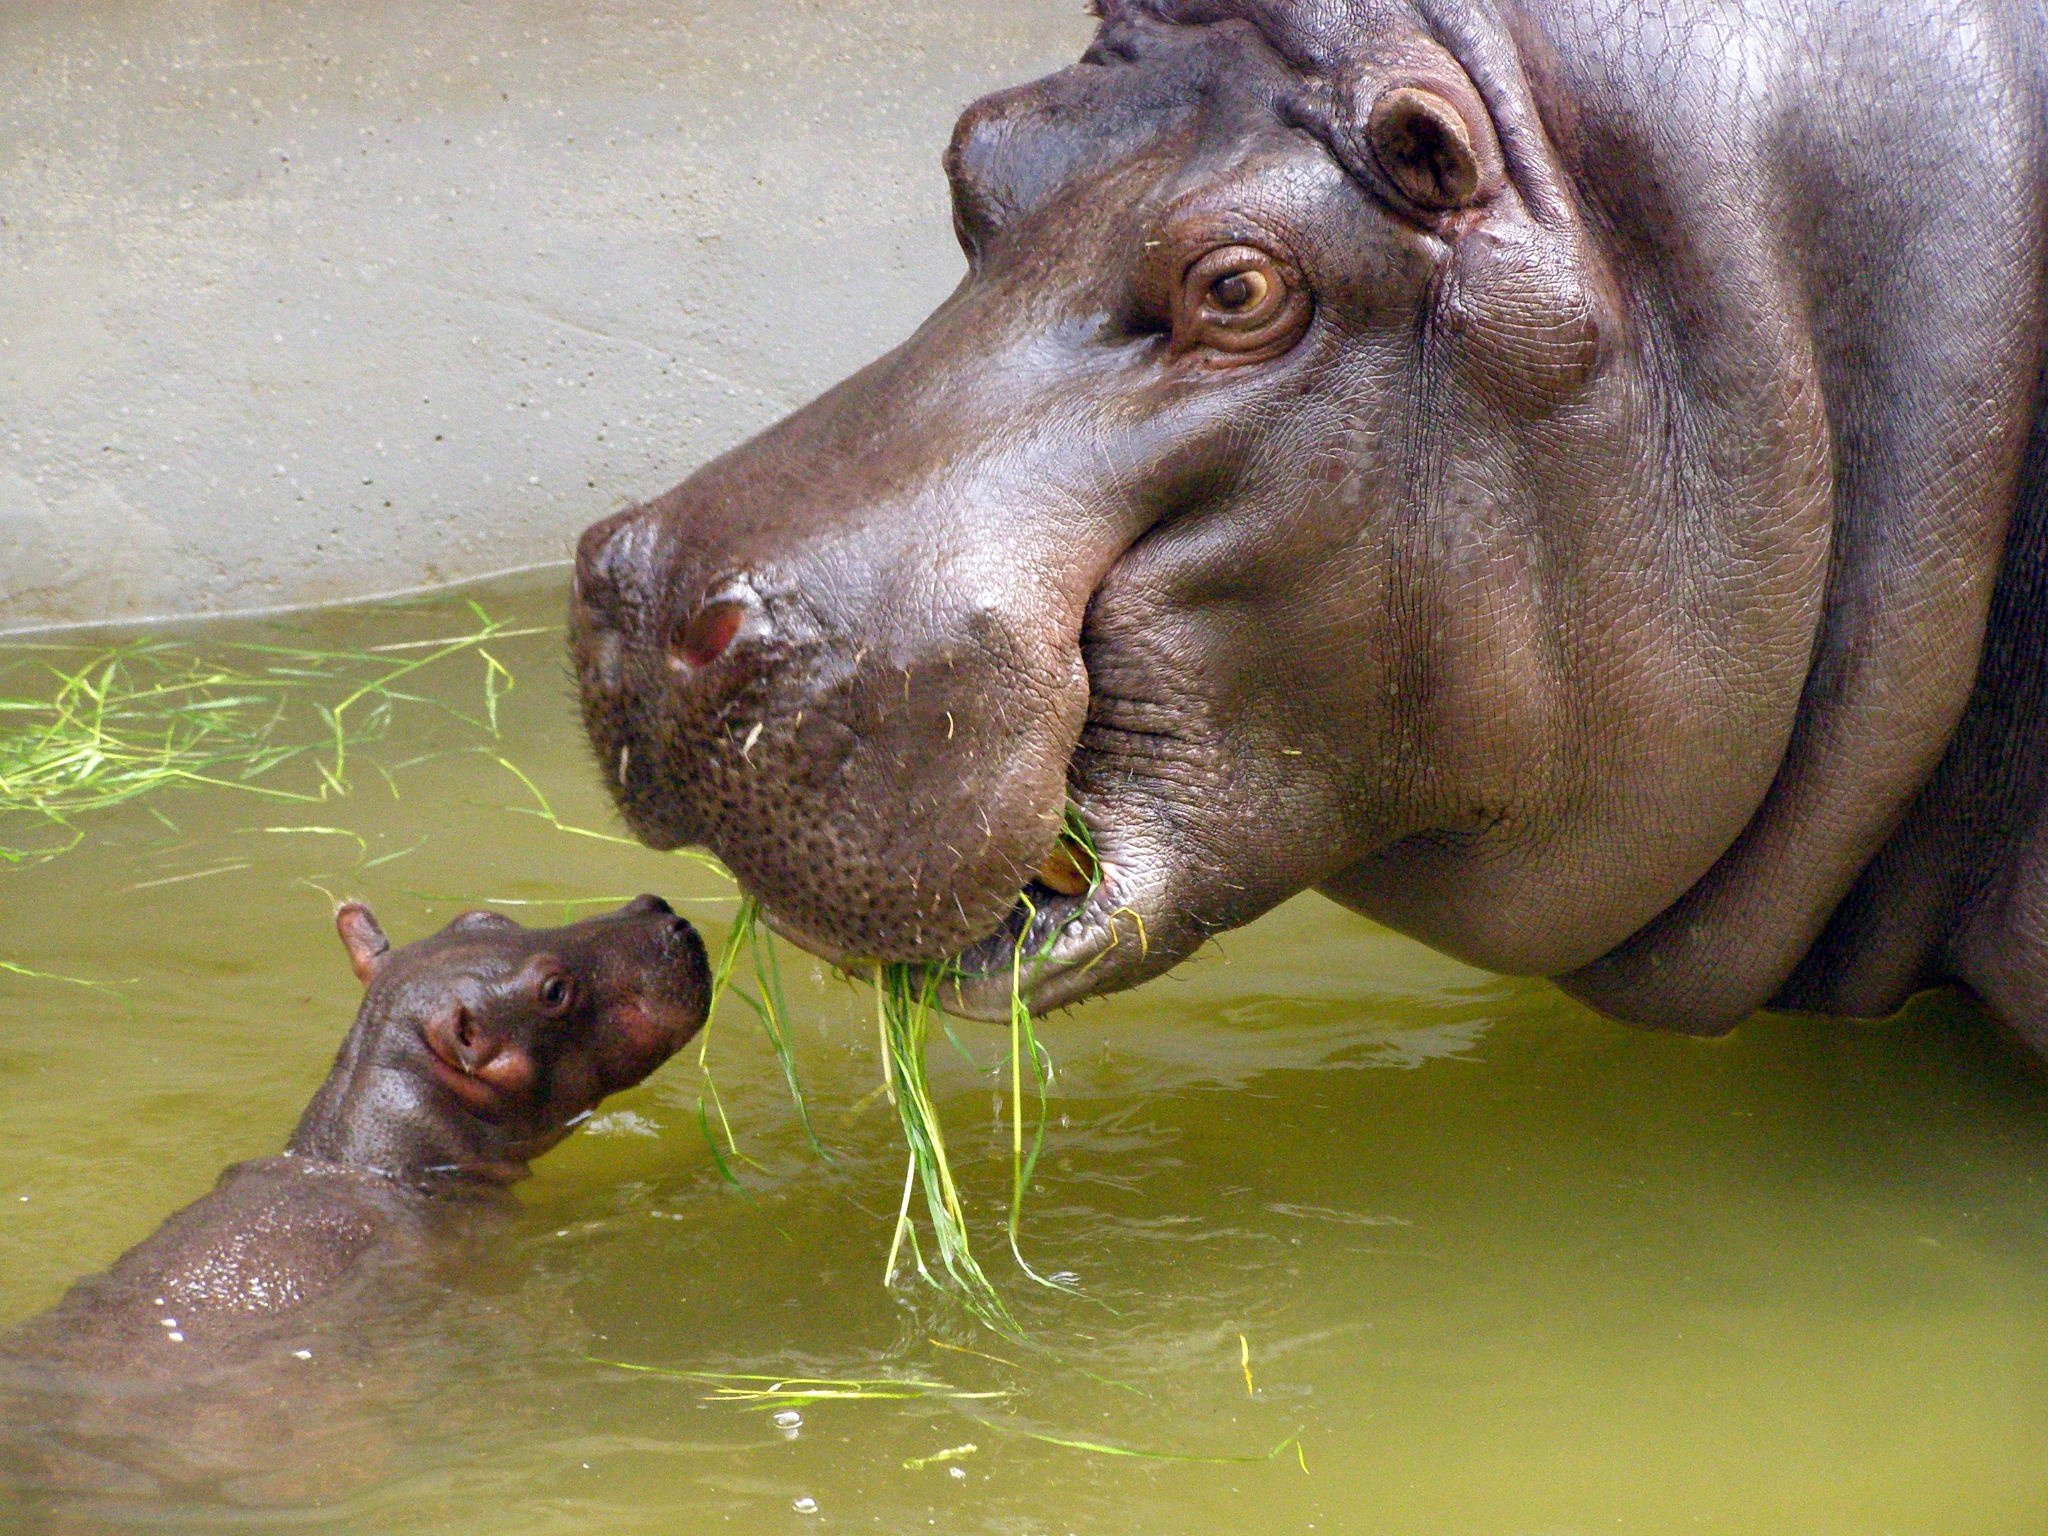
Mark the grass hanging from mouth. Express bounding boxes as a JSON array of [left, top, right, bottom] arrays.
[[876, 957, 1019, 1336], [1004, 807, 1097, 1294], [694, 893, 831, 1177], [873, 807, 1102, 1334], [690, 810, 1102, 1336]]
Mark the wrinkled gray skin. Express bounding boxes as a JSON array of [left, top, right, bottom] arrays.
[[1, 897, 707, 1502], [574, 0, 2048, 1052]]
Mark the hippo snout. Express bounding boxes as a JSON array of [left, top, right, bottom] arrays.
[[574, 501, 1087, 962]]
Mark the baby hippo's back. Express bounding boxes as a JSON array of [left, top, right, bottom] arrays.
[[0, 1158, 476, 1513], [8, 1155, 452, 1369]]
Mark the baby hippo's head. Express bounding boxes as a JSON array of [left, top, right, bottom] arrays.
[[291, 895, 710, 1181]]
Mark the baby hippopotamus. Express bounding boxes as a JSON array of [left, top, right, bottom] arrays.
[[1, 895, 707, 1505]]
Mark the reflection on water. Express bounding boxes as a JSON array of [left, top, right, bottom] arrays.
[[4, 572, 2048, 1532]]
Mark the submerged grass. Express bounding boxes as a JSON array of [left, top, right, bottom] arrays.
[[0, 603, 542, 866]]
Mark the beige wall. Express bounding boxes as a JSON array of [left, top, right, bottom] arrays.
[[0, 0, 1093, 632]]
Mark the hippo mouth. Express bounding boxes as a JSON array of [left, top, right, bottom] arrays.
[[941, 852, 1138, 1018], [750, 810, 1154, 1021]]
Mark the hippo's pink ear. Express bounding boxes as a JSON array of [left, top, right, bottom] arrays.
[[336, 901, 392, 986]]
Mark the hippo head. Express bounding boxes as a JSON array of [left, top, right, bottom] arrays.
[[291, 896, 710, 1179], [572, 0, 1831, 1021]]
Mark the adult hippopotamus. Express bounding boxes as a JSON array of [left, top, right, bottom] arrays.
[[573, 0, 2048, 1051]]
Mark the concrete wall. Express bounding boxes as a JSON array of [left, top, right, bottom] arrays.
[[0, 0, 1094, 633]]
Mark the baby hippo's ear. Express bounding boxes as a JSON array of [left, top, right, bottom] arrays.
[[336, 901, 392, 987], [421, 1004, 537, 1101]]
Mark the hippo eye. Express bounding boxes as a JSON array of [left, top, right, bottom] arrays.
[[1180, 245, 1308, 361], [537, 974, 574, 1014], [1209, 268, 1270, 313]]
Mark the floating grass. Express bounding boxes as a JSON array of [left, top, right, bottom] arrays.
[[0, 603, 543, 865], [488, 750, 726, 876], [585, 1358, 1010, 1408], [0, 958, 131, 991], [974, 1420, 1305, 1467], [588, 1350, 1305, 1468]]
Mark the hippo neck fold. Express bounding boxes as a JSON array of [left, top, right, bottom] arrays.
[[287, 1054, 533, 1189], [1551, 1, 2048, 1031]]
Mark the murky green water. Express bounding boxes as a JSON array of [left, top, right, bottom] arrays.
[[5, 571, 2048, 1533]]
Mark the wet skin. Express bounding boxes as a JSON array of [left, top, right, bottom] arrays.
[[572, 0, 2048, 1052], [0, 896, 708, 1499]]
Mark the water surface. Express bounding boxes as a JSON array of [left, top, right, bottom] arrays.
[[4, 572, 2046, 1532]]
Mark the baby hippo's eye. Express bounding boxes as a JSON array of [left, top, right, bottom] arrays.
[[537, 973, 574, 1015]]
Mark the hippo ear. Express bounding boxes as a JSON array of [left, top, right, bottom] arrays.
[[1367, 86, 1488, 212], [421, 1004, 535, 1103], [447, 909, 519, 934], [336, 901, 392, 987]]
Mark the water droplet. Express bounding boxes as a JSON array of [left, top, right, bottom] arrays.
[[773, 1409, 802, 1433], [791, 1496, 819, 1515], [949, 1466, 967, 1481], [166, 1332, 184, 1343], [292, 1349, 312, 1360], [1049, 1271, 1081, 1287]]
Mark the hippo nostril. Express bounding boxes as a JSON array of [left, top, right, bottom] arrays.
[[574, 505, 663, 640], [670, 599, 748, 671], [575, 517, 623, 607]]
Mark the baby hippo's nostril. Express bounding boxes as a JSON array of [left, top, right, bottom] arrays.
[[669, 596, 757, 671]]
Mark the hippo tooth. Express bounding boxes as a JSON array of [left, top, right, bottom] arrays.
[[1035, 840, 1092, 897]]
